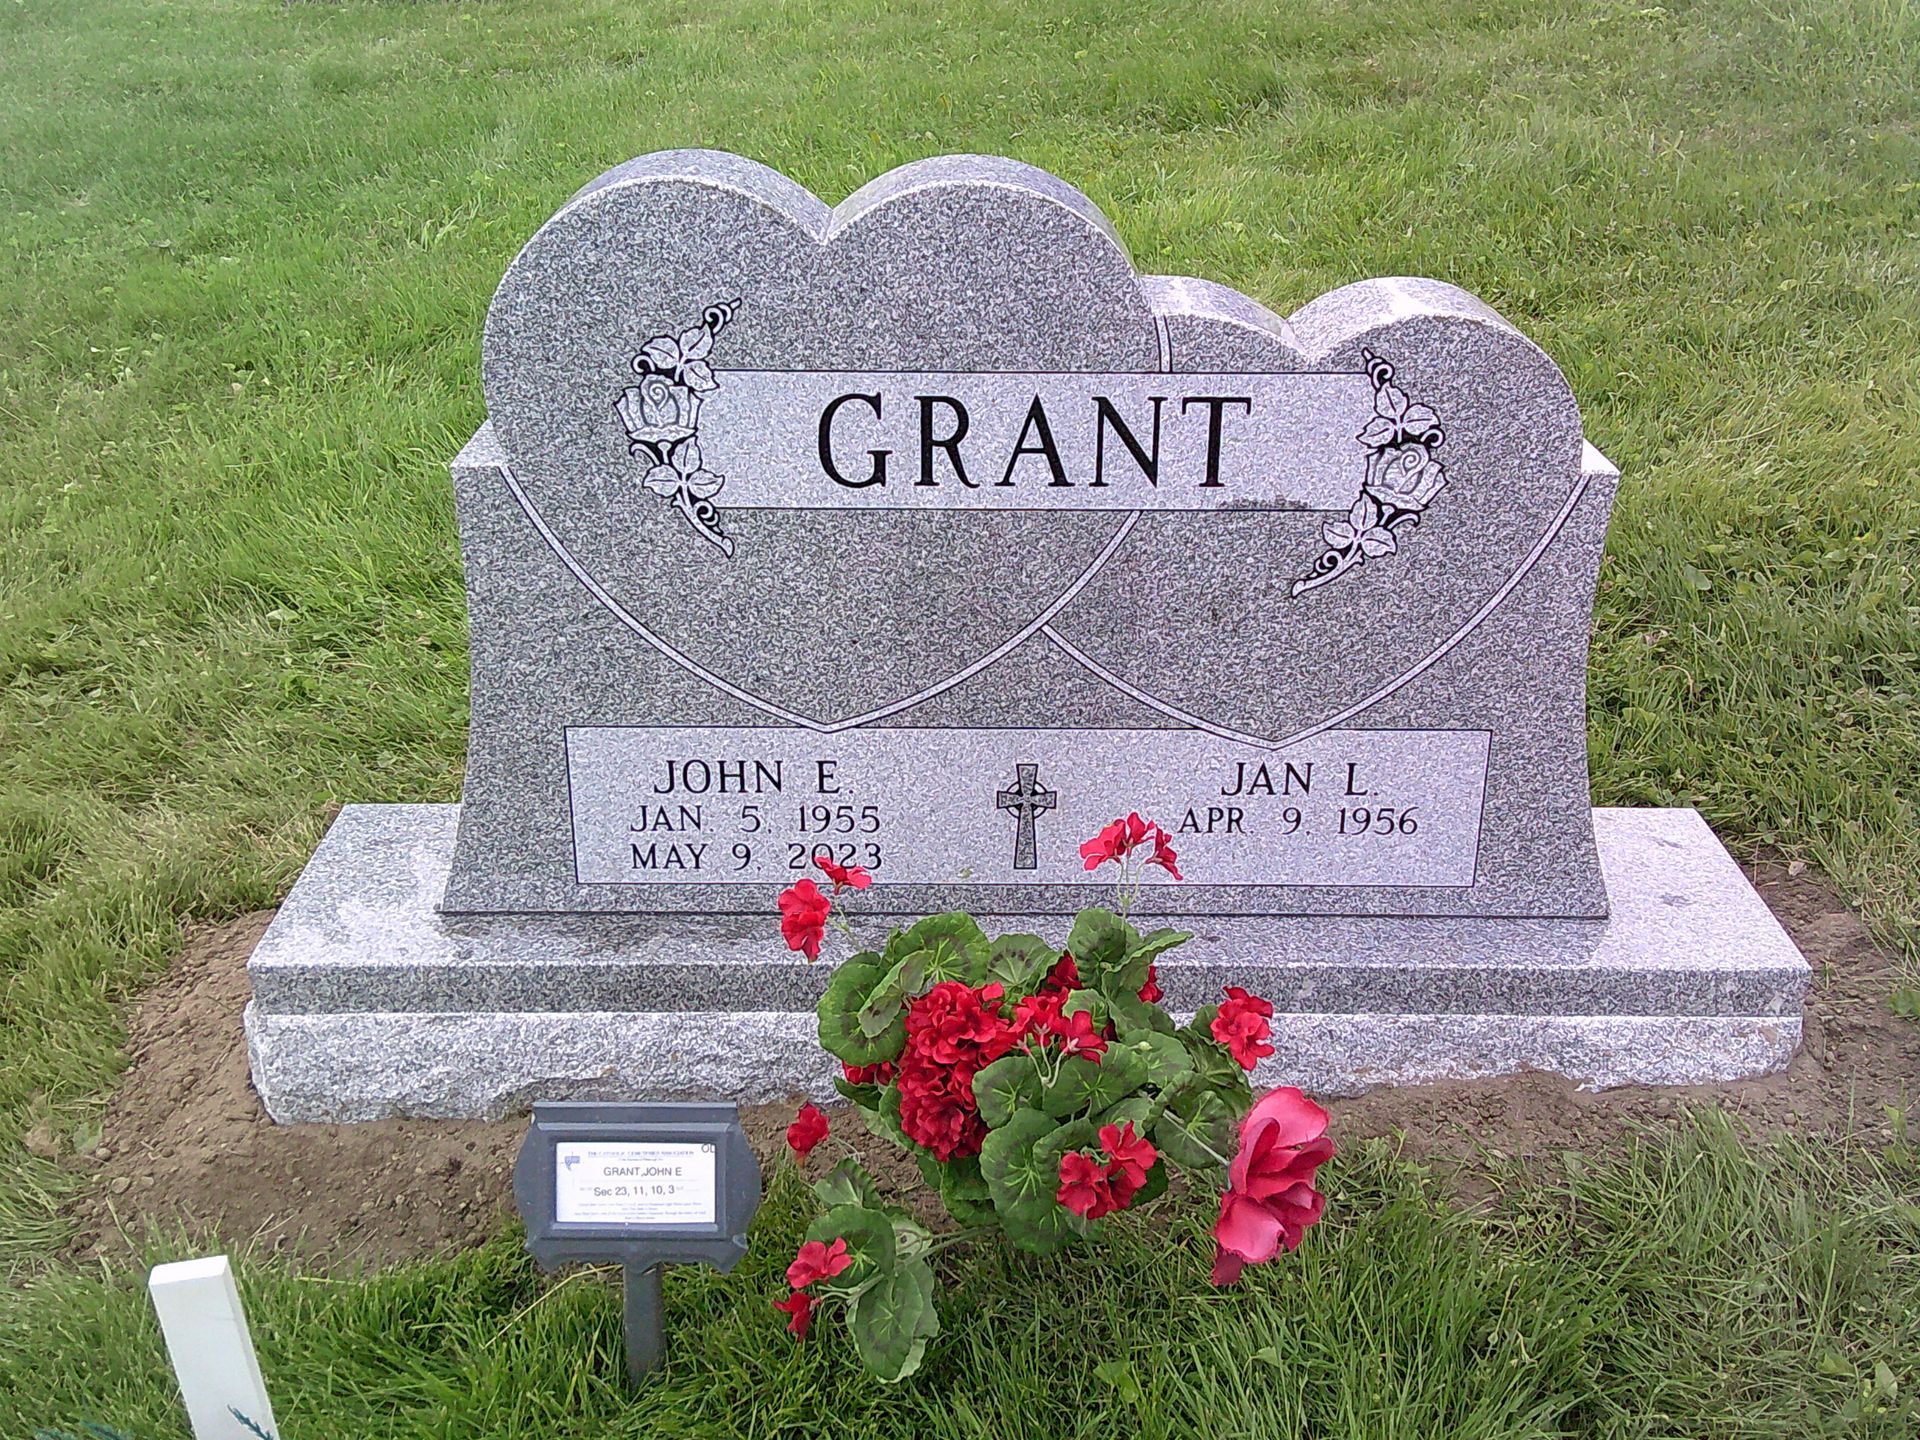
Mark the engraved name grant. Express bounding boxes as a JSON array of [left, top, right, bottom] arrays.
[[816, 391, 1254, 490]]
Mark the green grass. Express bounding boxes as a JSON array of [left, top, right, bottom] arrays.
[[5, 1120, 1918, 1438], [1, 0, 1918, 1430]]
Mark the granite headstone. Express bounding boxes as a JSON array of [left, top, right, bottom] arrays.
[[244, 151, 1808, 1121]]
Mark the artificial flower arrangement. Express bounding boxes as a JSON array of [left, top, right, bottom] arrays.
[[767, 815, 1334, 1382]]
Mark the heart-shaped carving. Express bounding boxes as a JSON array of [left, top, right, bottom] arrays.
[[482, 152, 1586, 743]]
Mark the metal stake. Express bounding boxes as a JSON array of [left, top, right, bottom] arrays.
[[623, 1263, 665, 1384]]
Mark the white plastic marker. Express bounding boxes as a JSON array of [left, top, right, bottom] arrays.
[[147, 1256, 280, 1440]]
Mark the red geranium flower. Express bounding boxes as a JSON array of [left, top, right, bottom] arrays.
[[907, 981, 1014, 1067], [1100, 1121, 1157, 1198], [778, 878, 831, 961], [1139, 964, 1164, 1004], [786, 1102, 830, 1160], [1146, 826, 1183, 881], [772, 1289, 814, 1338], [841, 1059, 895, 1086], [1080, 813, 1152, 871], [1055, 1006, 1109, 1060], [1011, 993, 1109, 1060], [1011, 986, 1067, 1039], [1057, 1150, 1122, 1218], [896, 981, 1016, 1160], [898, 1064, 985, 1161], [813, 855, 873, 893], [1211, 985, 1275, 1070], [786, 1236, 852, 1289], [1210, 1086, 1334, 1286], [1043, 953, 1081, 991]]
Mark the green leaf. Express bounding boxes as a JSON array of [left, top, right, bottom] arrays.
[[980, 1107, 1080, 1253], [848, 1259, 939, 1382], [973, 1052, 1045, 1129], [1129, 926, 1192, 964], [817, 953, 906, 1066], [985, 932, 1059, 991], [813, 1158, 885, 1212], [855, 952, 919, 1038], [1066, 908, 1129, 976], [1178, 1023, 1255, 1108], [1153, 1086, 1237, 1172], [1184, 1003, 1220, 1044], [806, 1203, 895, 1290], [937, 1154, 997, 1228], [832, 1075, 884, 1108], [1042, 1045, 1148, 1120], [1061, 989, 1112, 1029], [887, 912, 991, 984], [1105, 989, 1167, 1037], [1123, 1031, 1194, 1088], [867, 1084, 922, 1156]]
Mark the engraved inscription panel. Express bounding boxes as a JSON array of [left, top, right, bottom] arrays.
[[565, 726, 1491, 891]]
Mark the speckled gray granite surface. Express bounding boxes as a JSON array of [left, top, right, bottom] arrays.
[[445, 150, 1616, 920], [245, 803, 1808, 1121], [246, 1007, 1799, 1123]]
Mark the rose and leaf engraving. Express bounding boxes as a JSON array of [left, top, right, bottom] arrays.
[[1292, 349, 1449, 597], [616, 298, 741, 557], [616, 308, 1446, 585]]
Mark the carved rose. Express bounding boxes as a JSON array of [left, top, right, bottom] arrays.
[[638, 374, 690, 430], [1365, 442, 1447, 512]]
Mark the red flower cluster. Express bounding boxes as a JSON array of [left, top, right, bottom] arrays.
[[786, 1102, 830, 1160], [779, 878, 832, 961], [1009, 954, 1108, 1059], [1056, 1121, 1158, 1219], [897, 981, 1016, 1160], [841, 1059, 896, 1086], [1080, 812, 1182, 880], [1210, 1087, 1333, 1286], [774, 1236, 853, 1338], [1211, 985, 1275, 1070]]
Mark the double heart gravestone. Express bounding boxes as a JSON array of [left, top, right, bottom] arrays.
[[243, 151, 1806, 1122]]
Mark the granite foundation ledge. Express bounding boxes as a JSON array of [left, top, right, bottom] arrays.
[[245, 1004, 1801, 1123], [249, 804, 1810, 1020]]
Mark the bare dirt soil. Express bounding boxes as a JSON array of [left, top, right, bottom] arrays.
[[62, 859, 1918, 1272]]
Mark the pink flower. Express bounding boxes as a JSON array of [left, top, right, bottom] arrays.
[[1211, 985, 1275, 1070], [785, 1102, 829, 1160], [1210, 1086, 1334, 1286], [778, 878, 831, 960]]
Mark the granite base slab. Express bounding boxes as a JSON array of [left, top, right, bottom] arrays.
[[245, 1007, 1801, 1124], [245, 804, 1808, 1122]]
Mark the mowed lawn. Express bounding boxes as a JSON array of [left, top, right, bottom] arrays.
[[1, 0, 1917, 1434]]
